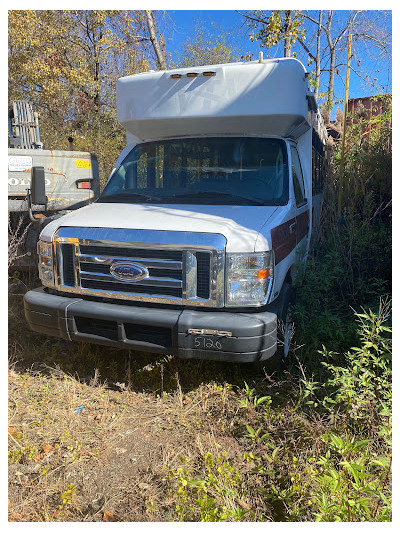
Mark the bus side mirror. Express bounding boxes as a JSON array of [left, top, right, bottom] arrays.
[[31, 166, 47, 205]]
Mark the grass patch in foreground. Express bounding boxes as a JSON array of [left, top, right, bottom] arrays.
[[8, 291, 391, 521]]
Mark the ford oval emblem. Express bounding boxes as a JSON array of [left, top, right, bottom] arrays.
[[110, 262, 148, 282]]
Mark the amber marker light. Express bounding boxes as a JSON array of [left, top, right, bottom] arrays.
[[257, 269, 270, 281], [187, 72, 198, 78], [203, 71, 216, 76], [170, 74, 182, 79]]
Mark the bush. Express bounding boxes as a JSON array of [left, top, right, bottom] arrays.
[[242, 303, 392, 522], [293, 95, 391, 358]]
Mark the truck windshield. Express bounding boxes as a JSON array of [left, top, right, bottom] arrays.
[[99, 137, 289, 206]]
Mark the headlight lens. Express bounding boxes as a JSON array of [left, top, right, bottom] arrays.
[[226, 252, 273, 307], [38, 241, 54, 286]]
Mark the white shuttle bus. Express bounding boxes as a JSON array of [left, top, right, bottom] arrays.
[[24, 57, 326, 364]]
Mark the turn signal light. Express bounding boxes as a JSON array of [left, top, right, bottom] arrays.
[[257, 269, 271, 281]]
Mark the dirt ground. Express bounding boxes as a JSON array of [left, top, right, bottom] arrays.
[[8, 289, 276, 522], [9, 366, 249, 521]]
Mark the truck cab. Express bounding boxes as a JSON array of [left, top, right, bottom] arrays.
[[24, 58, 326, 363]]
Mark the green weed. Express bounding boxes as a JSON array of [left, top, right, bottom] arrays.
[[167, 452, 254, 521]]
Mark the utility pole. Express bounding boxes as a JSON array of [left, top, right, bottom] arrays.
[[337, 33, 352, 223]]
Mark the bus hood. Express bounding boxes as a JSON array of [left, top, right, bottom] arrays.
[[40, 202, 283, 252]]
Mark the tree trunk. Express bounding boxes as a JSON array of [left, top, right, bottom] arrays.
[[145, 10, 167, 70], [283, 10, 292, 57], [327, 48, 336, 121], [314, 10, 323, 100], [326, 11, 335, 121]]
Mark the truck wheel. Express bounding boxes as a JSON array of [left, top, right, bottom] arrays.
[[252, 282, 295, 375], [277, 282, 295, 366]]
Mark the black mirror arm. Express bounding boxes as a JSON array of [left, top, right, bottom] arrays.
[[26, 187, 47, 222]]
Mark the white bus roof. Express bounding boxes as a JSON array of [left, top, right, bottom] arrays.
[[117, 58, 316, 142]]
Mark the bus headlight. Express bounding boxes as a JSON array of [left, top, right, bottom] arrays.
[[226, 252, 273, 307], [38, 240, 55, 286]]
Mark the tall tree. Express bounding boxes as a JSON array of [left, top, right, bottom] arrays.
[[176, 24, 239, 68], [145, 10, 167, 69], [295, 10, 323, 99], [283, 10, 293, 57], [304, 10, 360, 119], [242, 10, 305, 58], [240, 9, 391, 121], [8, 10, 166, 184]]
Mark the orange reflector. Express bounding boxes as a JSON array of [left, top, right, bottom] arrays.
[[77, 181, 91, 189], [187, 72, 198, 78], [257, 269, 270, 281], [203, 71, 216, 77], [170, 74, 182, 79]]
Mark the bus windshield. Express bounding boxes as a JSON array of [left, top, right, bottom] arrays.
[[99, 137, 289, 206]]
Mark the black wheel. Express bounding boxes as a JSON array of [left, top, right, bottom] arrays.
[[251, 282, 295, 375], [277, 282, 295, 367]]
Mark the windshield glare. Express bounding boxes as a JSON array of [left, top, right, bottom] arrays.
[[100, 137, 289, 205]]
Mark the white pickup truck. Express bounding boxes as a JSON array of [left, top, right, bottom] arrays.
[[24, 57, 326, 364]]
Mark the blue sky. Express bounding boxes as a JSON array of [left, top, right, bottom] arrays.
[[164, 10, 392, 118]]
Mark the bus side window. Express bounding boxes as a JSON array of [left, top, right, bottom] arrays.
[[290, 146, 306, 206], [312, 148, 316, 194]]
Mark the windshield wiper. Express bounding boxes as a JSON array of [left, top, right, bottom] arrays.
[[168, 191, 266, 205], [98, 192, 162, 203]]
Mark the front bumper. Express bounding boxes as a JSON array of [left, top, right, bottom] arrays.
[[24, 288, 277, 363]]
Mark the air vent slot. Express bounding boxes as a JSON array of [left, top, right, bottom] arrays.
[[74, 317, 118, 341], [61, 244, 75, 287], [196, 252, 211, 299], [124, 324, 172, 348]]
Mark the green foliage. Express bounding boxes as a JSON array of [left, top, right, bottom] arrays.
[[294, 98, 391, 357], [294, 219, 390, 356], [176, 23, 239, 68], [320, 301, 392, 432], [241, 303, 392, 521], [248, 10, 306, 53], [59, 483, 76, 509], [8, 10, 161, 186], [334, 94, 392, 220], [167, 452, 253, 521], [238, 381, 272, 410], [311, 435, 391, 521]]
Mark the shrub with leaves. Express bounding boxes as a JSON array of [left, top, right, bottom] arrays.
[[167, 452, 255, 522], [239, 301, 392, 522], [320, 299, 391, 433], [310, 434, 391, 522]]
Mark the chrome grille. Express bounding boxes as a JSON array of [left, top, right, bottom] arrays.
[[53, 227, 226, 307], [78, 247, 184, 298]]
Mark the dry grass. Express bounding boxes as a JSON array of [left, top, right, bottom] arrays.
[[8, 289, 271, 521], [8, 215, 30, 269], [8, 356, 267, 521], [8, 281, 391, 522]]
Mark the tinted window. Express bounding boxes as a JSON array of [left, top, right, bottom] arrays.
[[290, 146, 306, 206], [100, 137, 289, 206]]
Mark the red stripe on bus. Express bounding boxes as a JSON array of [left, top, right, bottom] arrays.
[[271, 217, 297, 265], [297, 210, 309, 241], [271, 211, 309, 265]]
